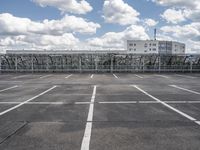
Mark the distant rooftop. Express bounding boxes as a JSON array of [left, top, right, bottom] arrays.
[[5, 50, 127, 55]]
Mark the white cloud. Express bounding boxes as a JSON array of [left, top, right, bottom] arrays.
[[152, 0, 200, 9], [0, 13, 101, 50], [161, 23, 200, 39], [0, 34, 80, 50], [160, 23, 200, 52], [103, 0, 140, 25], [0, 13, 100, 36], [161, 8, 187, 24], [144, 18, 158, 26], [88, 25, 149, 49], [28, 34, 79, 46], [152, 0, 200, 22], [187, 10, 200, 21], [32, 0, 93, 14]]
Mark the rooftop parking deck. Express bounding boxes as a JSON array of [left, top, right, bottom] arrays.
[[0, 73, 200, 150]]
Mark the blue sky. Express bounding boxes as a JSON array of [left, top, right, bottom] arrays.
[[0, 0, 199, 53]]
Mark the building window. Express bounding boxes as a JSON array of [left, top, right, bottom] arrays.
[[144, 43, 148, 48], [153, 48, 156, 51], [149, 43, 151, 46], [153, 43, 157, 46], [134, 49, 136, 51], [129, 43, 133, 46], [149, 48, 151, 51], [129, 48, 132, 51], [134, 43, 136, 46]]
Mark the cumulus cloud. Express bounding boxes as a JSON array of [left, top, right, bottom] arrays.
[[0, 13, 101, 50], [187, 10, 200, 21], [160, 23, 200, 51], [161, 23, 200, 40], [152, 0, 200, 22], [88, 25, 149, 49], [161, 8, 188, 24], [144, 18, 158, 26], [0, 34, 80, 50], [103, 0, 140, 25], [0, 13, 100, 36], [32, 0, 93, 14], [152, 0, 199, 9]]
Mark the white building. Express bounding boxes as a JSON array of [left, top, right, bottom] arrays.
[[127, 40, 185, 55]]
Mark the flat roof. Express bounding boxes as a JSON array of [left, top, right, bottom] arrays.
[[5, 50, 127, 55], [127, 40, 185, 44]]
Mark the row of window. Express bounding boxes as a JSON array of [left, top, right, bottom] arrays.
[[129, 43, 157, 47], [129, 48, 157, 52]]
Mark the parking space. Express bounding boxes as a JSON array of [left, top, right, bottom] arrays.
[[96, 85, 152, 102], [0, 73, 200, 150], [90, 121, 200, 150], [138, 84, 200, 101]]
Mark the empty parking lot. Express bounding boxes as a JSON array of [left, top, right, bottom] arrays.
[[0, 73, 200, 150]]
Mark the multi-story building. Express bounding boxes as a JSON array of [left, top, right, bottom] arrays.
[[127, 40, 185, 55]]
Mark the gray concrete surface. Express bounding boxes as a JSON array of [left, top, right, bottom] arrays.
[[0, 73, 200, 150]]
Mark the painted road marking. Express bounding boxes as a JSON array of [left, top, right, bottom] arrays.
[[65, 74, 73, 79], [0, 86, 57, 116], [1, 100, 200, 105], [113, 74, 119, 79], [39, 74, 52, 79], [175, 74, 196, 79], [90, 74, 94, 79], [99, 101, 200, 104], [134, 74, 143, 79], [0, 85, 18, 93], [99, 101, 138, 104], [0, 101, 92, 105], [132, 85, 200, 126], [154, 74, 169, 79], [170, 85, 200, 95], [12, 75, 29, 79], [81, 85, 97, 150]]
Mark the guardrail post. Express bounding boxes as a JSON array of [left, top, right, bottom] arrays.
[[0, 55, 2, 74], [79, 55, 82, 73], [159, 55, 161, 73], [190, 60, 193, 73], [31, 54, 34, 73], [110, 55, 113, 73], [142, 56, 145, 73], [15, 55, 18, 72], [46, 55, 49, 72]]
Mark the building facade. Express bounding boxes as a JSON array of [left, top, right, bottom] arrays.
[[127, 40, 185, 55]]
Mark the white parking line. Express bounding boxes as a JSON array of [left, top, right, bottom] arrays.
[[0, 102, 65, 105], [81, 85, 97, 150], [65, 74, 73, 79], [0, 86, 57, 116], [169, 85, 200, 95], [1, 100, 200, 105], [39, 74, 52, 79], [154, 74, 169, 79], [99, 101, 138, 104], [113, 74, 119, 79], [131, 85, 200, 126], [0, 85, 18, 93], [90, 74, 94, 79], [175, 74, 196, 79], [134, 74, 143, 79], [99, 101, 200, 104], [12, 75, 29, 79]]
